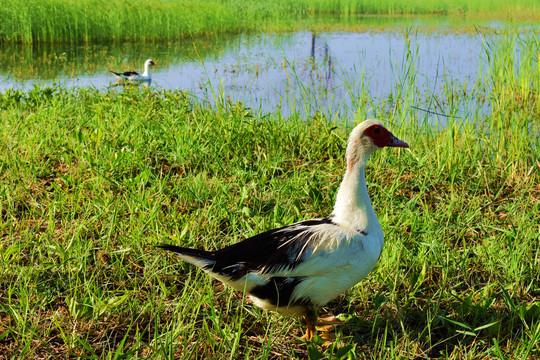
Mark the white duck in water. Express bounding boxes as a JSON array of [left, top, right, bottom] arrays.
[[158, 119, 409, 340], [109, 59, 156, 84]]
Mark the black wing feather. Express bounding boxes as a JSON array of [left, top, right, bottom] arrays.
[[109, 70, 140, 77], [121, 71, 139, 77], [159, 218, 334, 280], [249, 276, 308, 307]]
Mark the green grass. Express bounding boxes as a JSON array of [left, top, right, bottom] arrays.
[[0, 0, 538, 44], [0, 32, 539, 359]]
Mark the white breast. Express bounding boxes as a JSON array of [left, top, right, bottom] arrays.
[[290, 231, 383, 307]]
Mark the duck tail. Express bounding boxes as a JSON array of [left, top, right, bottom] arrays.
[[157, 243, 215, 269]]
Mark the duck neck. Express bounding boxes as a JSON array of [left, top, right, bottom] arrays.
[[331, 156, 378, 232], [142, 63, 151, 77]]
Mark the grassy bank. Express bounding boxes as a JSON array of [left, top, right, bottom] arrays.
[[0, 68, 538, 360], [0, 0, 538, 44]]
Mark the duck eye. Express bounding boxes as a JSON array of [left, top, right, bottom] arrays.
[[374, 127, 381, 134]]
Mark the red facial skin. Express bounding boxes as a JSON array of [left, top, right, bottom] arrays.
[[364, 124, 409, 148]]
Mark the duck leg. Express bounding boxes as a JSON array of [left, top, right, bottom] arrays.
[[300, 308, 317, 340]]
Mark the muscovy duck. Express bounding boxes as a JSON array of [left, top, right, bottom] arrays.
[[158, 119, 409, 340]]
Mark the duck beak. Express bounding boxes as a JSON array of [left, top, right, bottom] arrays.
[[387, 135, 409, 148]]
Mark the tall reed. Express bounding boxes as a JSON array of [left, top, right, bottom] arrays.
[[0, 0, 538, 44]]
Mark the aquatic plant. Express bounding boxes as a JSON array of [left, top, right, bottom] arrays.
[[0, 0, 538, 43]]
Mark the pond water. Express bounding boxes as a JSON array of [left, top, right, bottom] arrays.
[[0, 17, 532, 122]]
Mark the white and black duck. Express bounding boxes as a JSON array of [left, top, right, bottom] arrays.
[[109, 59, 155, 83], [158, 119, 409, 340]]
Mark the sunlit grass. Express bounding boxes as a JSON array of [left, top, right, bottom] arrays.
[[0, 0, 538, 43], [0, 31, 539, 359]]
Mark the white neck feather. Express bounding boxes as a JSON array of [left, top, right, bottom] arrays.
[[142, 63, 152, 77], [332, 158, 378, 229], [330, 132, 385, 259]]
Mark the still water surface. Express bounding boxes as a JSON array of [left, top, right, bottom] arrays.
[[0, 18, 529, 121]]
